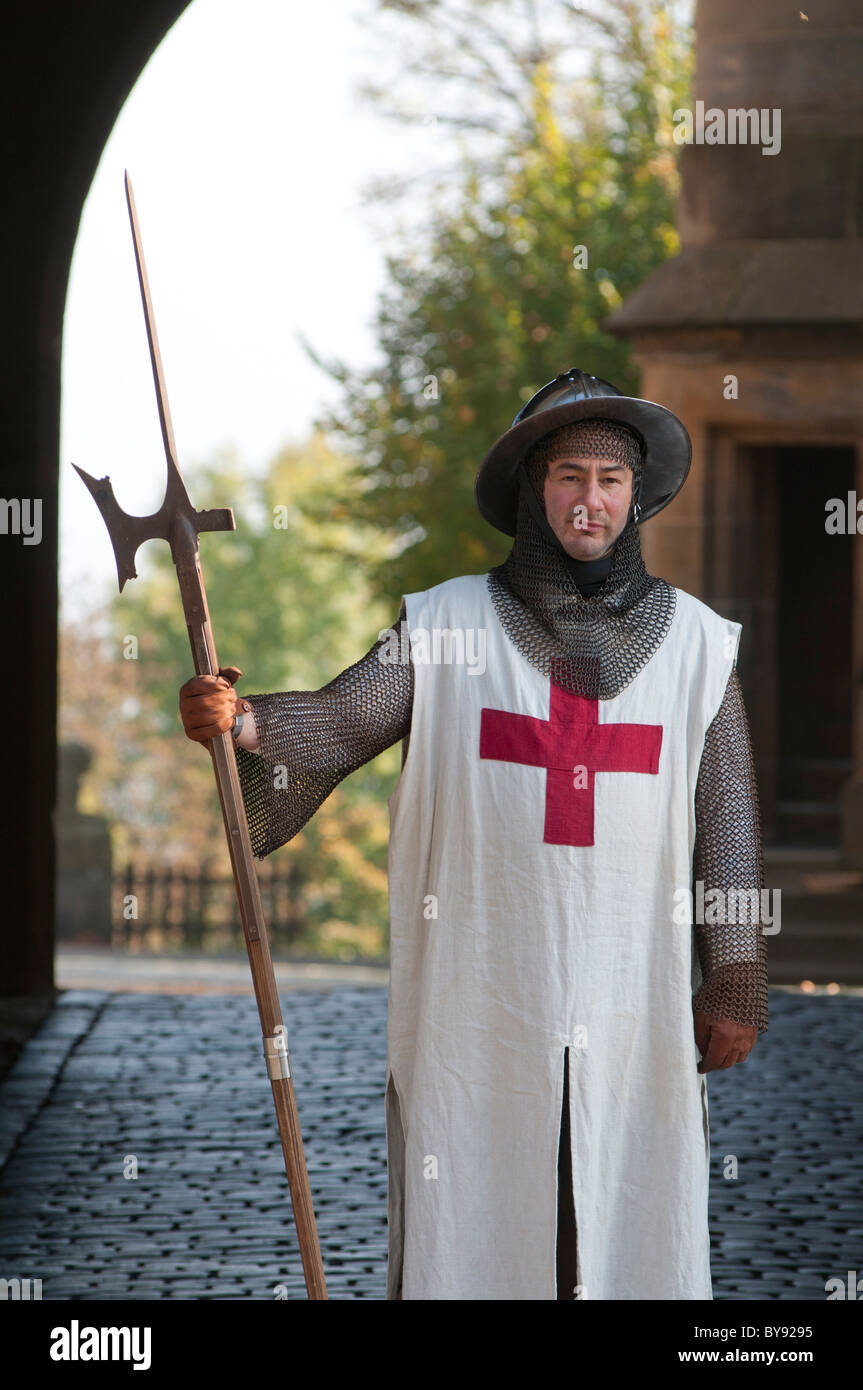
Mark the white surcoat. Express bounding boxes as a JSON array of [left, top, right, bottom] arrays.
[[384, 572, 740, 1300]]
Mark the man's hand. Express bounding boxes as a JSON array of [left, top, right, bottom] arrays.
[[693, 1009, 758, 1073], [179, 666, 247, 742]]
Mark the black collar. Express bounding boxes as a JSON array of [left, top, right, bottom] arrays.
[[563, 549, 615, 595]]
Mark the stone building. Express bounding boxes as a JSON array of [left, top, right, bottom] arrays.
[[607, 0, 863, 860]]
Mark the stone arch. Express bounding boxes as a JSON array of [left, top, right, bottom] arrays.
[[2, 1, 192, 993]]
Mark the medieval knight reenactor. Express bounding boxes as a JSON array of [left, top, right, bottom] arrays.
[[179, 368, 769, 1300]]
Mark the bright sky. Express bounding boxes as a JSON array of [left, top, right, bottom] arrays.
[[60, 0, 443, 615]]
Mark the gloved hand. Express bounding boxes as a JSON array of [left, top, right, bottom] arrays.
[[179, 665, 250, 742], [693, 1009, 758, 1073]]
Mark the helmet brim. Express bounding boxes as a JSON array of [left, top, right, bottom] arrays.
[[475, 395, 691, 536]]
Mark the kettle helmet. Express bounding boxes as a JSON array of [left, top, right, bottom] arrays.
[[475, 368, 692, 536]]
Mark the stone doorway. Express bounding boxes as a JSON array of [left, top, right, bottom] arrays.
[[710, 441, 855, 845], [776, 446, 855, 844]]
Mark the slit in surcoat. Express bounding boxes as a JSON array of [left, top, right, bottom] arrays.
[[556, 1046, 581, 1300], [385, 1071, 406, 1301]]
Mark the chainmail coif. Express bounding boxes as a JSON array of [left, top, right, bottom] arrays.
[[488, 418, 676, 700]]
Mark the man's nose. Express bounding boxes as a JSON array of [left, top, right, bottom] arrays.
[[575, 474, 603, 511]]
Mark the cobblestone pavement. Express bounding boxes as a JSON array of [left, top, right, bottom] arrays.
[[0, 988, 860, 1301]]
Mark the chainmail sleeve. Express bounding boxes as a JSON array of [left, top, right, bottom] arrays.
[[235, 604, 413, 858], [691, 668, 769, 1032]]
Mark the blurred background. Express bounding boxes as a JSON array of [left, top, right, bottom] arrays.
[[55, 0, 696, 976], [5, 0, 863, 1020]]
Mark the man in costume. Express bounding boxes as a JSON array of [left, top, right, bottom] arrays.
[[179, 368, 768, 1300]]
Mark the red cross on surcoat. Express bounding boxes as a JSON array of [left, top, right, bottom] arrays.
[[479, 677, 663, 847]]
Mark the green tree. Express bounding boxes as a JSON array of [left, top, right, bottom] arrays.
[[303, 0, 692, 604], [59, 434, 399, 958]]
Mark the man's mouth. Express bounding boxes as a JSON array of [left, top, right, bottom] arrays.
[[569, 514, 604, 533]]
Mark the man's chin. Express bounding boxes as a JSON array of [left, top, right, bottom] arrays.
[[560, 531, 613, 561]]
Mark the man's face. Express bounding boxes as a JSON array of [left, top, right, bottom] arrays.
[[542, 452, 634, 560]]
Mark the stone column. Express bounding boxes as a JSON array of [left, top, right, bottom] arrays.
[[54, 743, 113, 943]]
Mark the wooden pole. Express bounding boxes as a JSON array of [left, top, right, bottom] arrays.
[[72, 174, 327, 1299]]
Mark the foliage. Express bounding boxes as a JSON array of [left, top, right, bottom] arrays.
[[303, 0, 693, 604], [58, 436, 399, 958]]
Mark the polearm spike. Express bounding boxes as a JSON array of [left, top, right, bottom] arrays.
[[73, 173, 327, 1300]]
